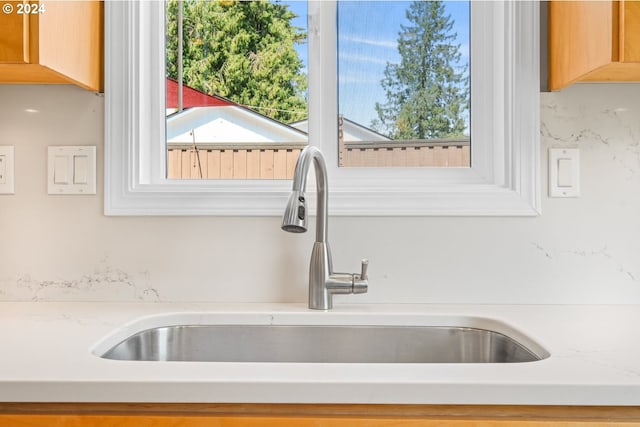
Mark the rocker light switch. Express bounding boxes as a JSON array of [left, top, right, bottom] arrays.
[[54, 156, 69, 184], [48, 146, 96, 195], [73, 155, 88, 184], [549, 148, 579, 197], [557, 158, 572, 187]]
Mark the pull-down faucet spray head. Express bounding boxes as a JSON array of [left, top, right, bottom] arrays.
[[281, 190, 307, 233], [280, 146, 328, 242]]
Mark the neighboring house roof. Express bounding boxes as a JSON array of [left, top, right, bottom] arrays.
[[166, 78, 308, 146], [290, 116, 391, 142], [166, 78, 233, 108], [167, 106, 308, 145], [166, 80, 388, 146]]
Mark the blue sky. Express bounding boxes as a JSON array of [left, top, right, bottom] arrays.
[[283, 1, 469, 129]]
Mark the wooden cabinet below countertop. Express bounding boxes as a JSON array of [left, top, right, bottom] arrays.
[[0, 403, 640, 426]]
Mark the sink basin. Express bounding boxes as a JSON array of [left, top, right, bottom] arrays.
[[98, 324, 548, 363]]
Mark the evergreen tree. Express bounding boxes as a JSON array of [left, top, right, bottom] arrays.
[[371, 1, 469, 139], [166, 0, 307, 123]]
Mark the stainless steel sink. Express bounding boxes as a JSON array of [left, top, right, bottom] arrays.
[[99, 325, 548, 363]]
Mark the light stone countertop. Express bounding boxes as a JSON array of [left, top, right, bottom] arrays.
[[1, 302, 639, 405]]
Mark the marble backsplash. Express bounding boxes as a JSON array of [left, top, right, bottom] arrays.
[[0, 83, 639, 304]]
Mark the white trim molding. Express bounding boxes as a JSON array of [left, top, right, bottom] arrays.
[[104, 0, 540, 216]]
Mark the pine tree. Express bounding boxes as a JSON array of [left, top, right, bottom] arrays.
[[166, 0, 307, 123], [371, 1, 469, 139]]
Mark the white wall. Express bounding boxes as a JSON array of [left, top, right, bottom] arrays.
[[0, 83, 639, 304]]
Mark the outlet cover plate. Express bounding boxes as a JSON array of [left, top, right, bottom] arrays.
[[0, 146, 15, 194]]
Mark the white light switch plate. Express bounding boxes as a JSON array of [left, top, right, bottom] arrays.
[[0, 146, 15, 194], [48, 146, 96, 195], [549, 148, 579, 198]]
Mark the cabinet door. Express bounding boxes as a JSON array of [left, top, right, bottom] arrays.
[[622, 0, 640, 62], [37, 0, 102, 90], [0, 1, 30, 63], [548, 1, 615, 90]]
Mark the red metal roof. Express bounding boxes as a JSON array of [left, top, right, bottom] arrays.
[[166, 78, 234, 108]]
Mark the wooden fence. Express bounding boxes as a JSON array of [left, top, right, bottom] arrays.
[[167, 144, 303, 180], [341, 139, 470, 168], [167, 139, 470, 180]]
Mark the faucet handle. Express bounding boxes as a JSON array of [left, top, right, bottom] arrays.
[[359, 259, 369, 280], [353, 259, 368, 294]]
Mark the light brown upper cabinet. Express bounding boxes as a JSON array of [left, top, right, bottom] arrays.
[[0, 1, 102, 91], [549, 0, 640, 91]]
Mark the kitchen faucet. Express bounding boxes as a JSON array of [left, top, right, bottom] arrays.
[[281, 146, 368, 310]]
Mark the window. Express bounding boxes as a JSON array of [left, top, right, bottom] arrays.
[[337, 1, 470, 169], [104, 1, 540, 216], [165, 1, 471, 179], [165, 0, 309, 180]]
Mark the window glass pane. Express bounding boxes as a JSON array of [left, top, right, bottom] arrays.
[[165, 0, 308, 180], [337, 0, 470, 168]]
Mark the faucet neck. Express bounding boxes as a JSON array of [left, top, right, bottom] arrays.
[[291, 146, 328, 243]]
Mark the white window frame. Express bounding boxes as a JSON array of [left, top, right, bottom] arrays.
[[104, 0, 540, 216]]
